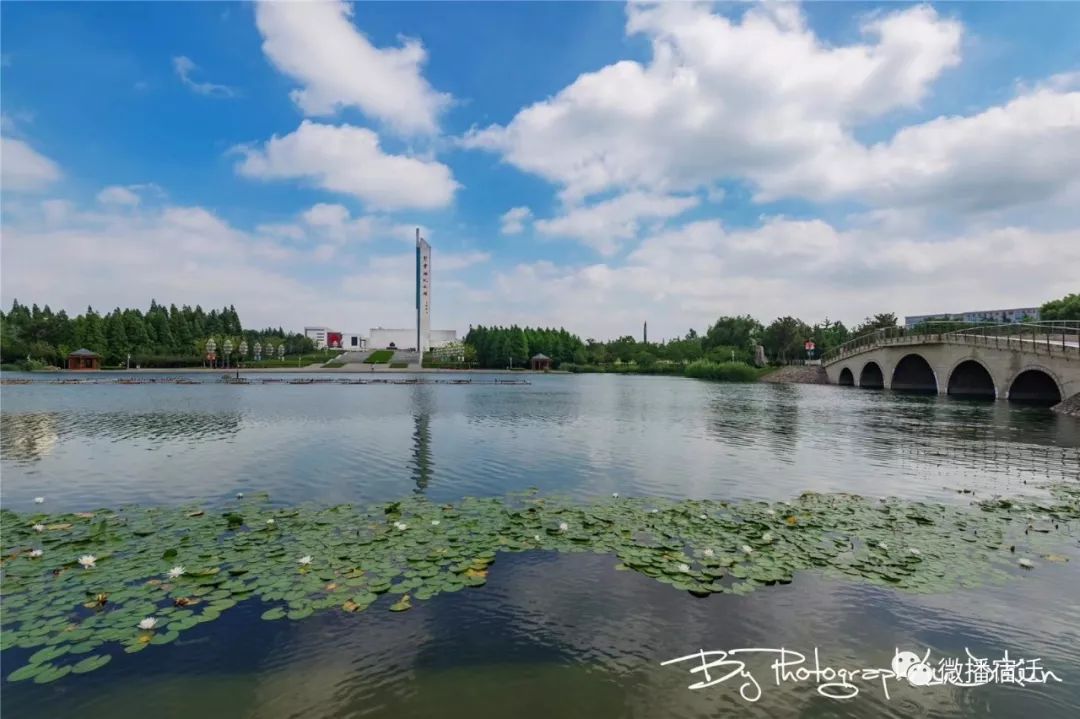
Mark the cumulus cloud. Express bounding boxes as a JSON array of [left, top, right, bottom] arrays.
[[255, 0, 449, 135], [1, 136, 61, 191], [463, 3, 987, 207], [760, 79, 1080, 211], [499, 206, 532, 235], [172, 56, 236, 98], [534, 192, 699, 256], [234, 120, 459, 210], [96, 185, 141, 207]]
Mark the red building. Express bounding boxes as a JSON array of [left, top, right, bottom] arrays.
[[67, 348, 102, 370]]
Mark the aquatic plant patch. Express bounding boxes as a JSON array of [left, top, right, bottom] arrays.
[[2, 485, 1078, 683]]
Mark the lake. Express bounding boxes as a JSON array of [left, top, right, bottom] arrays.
[[2, 372, 1079, 718]]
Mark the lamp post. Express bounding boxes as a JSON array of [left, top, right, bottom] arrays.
[[223, 339, 234, 370], [253, 341, 262, 362], [205, 338, 217, 368], [238, 340, 248, 364], [277, 344, 285, 360]]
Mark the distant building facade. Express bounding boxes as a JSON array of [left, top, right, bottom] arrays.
[[905, 307, 1041, 327]]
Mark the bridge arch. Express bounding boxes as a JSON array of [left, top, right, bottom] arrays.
[[859, 362, 884, 389], [1007, 366, 1063, 404], [838, 367, 854, 386], [891, 353, 938, 394], [946, 359, 996, 399]]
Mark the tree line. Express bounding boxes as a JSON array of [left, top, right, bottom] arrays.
[[463, 326, 586, 368], [1, 300, 315, 368]]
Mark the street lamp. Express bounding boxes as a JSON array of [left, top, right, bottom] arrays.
[[205, 338, 217, 368], [239, 340, 248, 361], [253, 341, 262, 361], [277, 344, 286, 360], [223, 339, 234, 369]]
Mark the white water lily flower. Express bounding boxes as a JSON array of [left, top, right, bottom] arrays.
[[166, 566, 185, 579], [393, 521, 408, 531], [703, 548, 715, 558], [534, 534, 542, 541], [650, 508, 659, 514], [766, 509, 776, 516], [741, 545, 753, 555], [78, 554, 96, 568], [29, 549, 43, 558], [762, 532, 773, 543], [558, 522, 569, 532], [34, 497, 44, 504], [298, 555, 313, 566], [909, 548, 921, 556], [612, 492, 619, 498], [138, 617, 157, 630], [266, 518, 275, 525], [430, 520, 440, 526], [879, 542, 889, 550], [1018, 558, 1035, 569], [699, 514, 707, 520], [32, 524, 45, 532], [678, 563, 691, 573]]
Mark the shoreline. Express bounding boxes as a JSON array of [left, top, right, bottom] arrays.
[[2, 365, 566, 375]]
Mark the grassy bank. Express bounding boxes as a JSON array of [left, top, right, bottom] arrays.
[[365, 350, 395, 364]]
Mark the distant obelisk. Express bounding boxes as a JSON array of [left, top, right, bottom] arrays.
[[416, 228, 431, 355], [643, 321, 648, 344]]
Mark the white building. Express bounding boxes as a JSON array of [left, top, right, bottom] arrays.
[[304, 326, 329, 349]]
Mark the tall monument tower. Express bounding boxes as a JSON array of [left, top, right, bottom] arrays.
[[416, 228, 431, 355]]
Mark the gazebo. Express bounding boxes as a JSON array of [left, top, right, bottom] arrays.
[[67, 348, 102, 371], [529, 353, 552, 371]]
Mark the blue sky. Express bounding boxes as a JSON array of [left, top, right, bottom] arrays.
[[2, 1, 1078, 340]]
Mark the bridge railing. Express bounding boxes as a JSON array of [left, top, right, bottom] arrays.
[[822, 321, 982, 363], [945, 321, 1080, 358], [822, 320, 1080, 363]]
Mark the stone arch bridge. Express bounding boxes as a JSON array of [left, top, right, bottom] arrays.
[[822, 323, 1080, 405]]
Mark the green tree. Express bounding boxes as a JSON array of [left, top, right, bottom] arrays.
[[703, 315, 763, 353], [1040, 293, 1080, 321], [761, 316, 812, 363]]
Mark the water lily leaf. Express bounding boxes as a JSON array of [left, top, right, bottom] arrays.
[[32, 664, 72, 684], [71, 654, 112, 674], [389, 595, 412, 612], [260, 607, 286, 621], [7, 662, 46, 682]]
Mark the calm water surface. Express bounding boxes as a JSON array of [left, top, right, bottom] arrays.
[[2, 372, 1079, 718]]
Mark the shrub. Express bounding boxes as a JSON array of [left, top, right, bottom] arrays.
[[683, 360, 759, 382], [389, 362, 408, 369]]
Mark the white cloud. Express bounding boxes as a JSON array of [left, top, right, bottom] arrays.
[[1, 202, 312, 329], [1, 136, 61, 191], [463, 3, 968, 204], [535, 192, 699, 256], [96, 185, 141, 207], [437, 251, 490, 271], [254, 0, 449, 135], [760, 79, 1080, 212], [172, 56, 236, 98], [499, 206, 532, 235], [234, 120, 459, 210]]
